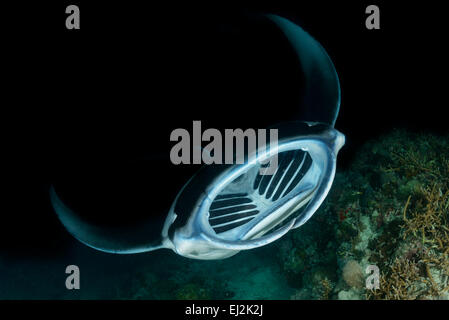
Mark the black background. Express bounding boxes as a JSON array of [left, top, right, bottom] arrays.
[[0, 0, 447, 294]]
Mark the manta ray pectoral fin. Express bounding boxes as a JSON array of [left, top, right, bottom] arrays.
[[49, 186, 170, 254], [267, 14, 341, 126]]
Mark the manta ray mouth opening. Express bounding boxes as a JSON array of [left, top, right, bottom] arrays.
[[168, 127, 344, 260], [207, 149, 319, 240]]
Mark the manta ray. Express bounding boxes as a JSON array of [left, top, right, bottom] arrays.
[[50, 14, 344, 260]]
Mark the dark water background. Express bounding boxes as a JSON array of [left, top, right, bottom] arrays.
[[1, 1, 447, 299]]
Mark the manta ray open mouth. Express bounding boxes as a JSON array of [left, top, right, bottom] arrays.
[[166, 124, 344, 259], [208, 149, 318, 239]]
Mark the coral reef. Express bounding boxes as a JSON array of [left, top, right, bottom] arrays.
[[286, 129, 448, 300], [368, 183, 449, 299], [319, 278, 333, 300], [175, 283, 211, 300], [342, 260, 364, 289]]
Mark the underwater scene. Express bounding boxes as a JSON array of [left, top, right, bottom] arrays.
[[1, 2, 448, 304], [1, 129, 448, 300]]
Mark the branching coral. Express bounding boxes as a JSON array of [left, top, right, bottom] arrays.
[[388, 133, 449, 187], [369, 181, 449, 300], [319, 278, 333, 300], [368, 257, 421, 300], [402, 184, 449, 246]]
